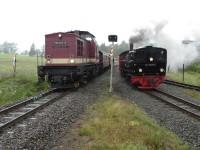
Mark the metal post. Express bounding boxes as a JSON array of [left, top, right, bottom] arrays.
[[37, 51, 39, 67], [41, 53, 43, 65], [167, 65, 170, 72], [41, 46, 44, 65], [13, 54, 16, 77], [109, 42, 114, 93], [108, 34, 117, 93], [183, 64, 184, 82]]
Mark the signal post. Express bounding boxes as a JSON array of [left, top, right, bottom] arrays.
[[108, 35, 117, 93]]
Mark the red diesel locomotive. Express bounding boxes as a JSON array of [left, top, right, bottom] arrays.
[[119, 45, 167, 89], [38, 30, 110, 87]]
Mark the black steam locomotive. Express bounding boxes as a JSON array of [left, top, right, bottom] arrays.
[[119, 45, 167, 89]]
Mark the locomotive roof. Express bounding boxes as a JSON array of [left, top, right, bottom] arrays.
[[66, 30, 95, 38], [119, 50, 129, 56], [46, 30, 95, 38], [136, 46, 166, 51]]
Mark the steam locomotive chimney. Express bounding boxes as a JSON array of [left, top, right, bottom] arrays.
[[130, 43, 133, 50]]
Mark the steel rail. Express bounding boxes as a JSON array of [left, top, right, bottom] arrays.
[[147, 89, 200, 120], [164, 80, 200, 91], [0, 88, 57, 115], [0, 88, 66, 132]]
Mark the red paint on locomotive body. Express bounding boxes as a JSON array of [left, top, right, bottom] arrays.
[[45, 32, 76, 59], [130, 75, 165, 89], [45, 31, 98, 66]]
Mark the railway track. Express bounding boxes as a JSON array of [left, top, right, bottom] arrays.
[[147, 89, 200, 120], [0, 88, 67, 132], [164, 79, 200, 91]]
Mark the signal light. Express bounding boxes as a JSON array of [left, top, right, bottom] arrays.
[[108, 35, 117, 42]]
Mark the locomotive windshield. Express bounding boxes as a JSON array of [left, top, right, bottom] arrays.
[[130, 50, 146, 63], [80, 34, 94, 41], [79, 31, 95, 41]]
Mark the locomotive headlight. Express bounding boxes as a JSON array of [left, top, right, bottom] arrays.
[[47, 60, 51, 64], [58, 33, 62, 38], [139, 68, 143, 72], [160, 68, 164, 72], [70, 59, 75, 63], [149, 57, 154, 62]]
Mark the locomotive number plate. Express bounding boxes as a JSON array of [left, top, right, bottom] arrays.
[[52, 41, 68, 48], [145, 64, 156, 67]]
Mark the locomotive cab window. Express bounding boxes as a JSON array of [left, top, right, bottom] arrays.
[[77, 40, 83, 56]]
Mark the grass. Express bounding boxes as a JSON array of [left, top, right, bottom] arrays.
[[167, 61, 200, 100], [0, 53, 49, 105], [186, 59, 200, 73], [184, 89, 200, 101], [78, 95, 189, 150], [166, 71, 200, 86], [167, 59, 200, 86], [0, 53, 43, 79]]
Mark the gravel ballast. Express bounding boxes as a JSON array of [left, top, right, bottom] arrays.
[[0, 71, 110, 150], [1, 66, 200, 149], [113, 67, 200, 149], [158, 83, 200, 105]]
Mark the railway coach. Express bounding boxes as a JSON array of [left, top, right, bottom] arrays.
[[38, 30, 110, 87]]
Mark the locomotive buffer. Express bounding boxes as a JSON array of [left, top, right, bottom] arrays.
[[108, 35, 117, 93]]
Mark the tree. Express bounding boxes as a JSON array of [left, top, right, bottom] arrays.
[[117, 41, 129, 55], [0, 41, 18, 54], [29, 43, 36, 56], [98, 41, 129, 56], [21, 50, 29, 55], [0, 44, 2, 53], [41, 45, 45, 56], [99, 43, 108, 52]]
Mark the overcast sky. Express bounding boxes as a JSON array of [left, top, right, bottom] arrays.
[[0, 0, 200, 52]]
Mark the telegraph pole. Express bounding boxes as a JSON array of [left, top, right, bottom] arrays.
[[108, 35, 117, 93]]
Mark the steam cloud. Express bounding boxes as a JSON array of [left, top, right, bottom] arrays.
[[130, 21, 199, 71]]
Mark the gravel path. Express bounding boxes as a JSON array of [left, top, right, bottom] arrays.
[[113, 66, 200, 149], [0, 71, 110, 150]]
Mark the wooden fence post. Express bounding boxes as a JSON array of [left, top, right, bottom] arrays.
[[13, 54, 16, 77]]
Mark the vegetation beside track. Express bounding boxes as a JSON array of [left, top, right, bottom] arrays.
[[166, 61, 200, 100], [76, 95, 188, 150], [184, 89, 200, 101], [167, 71, 200, 86], [0, 54, 49, 105], [167, 60, 200, 86]]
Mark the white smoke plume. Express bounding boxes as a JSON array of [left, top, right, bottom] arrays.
[[129, 21, 199, 71]]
